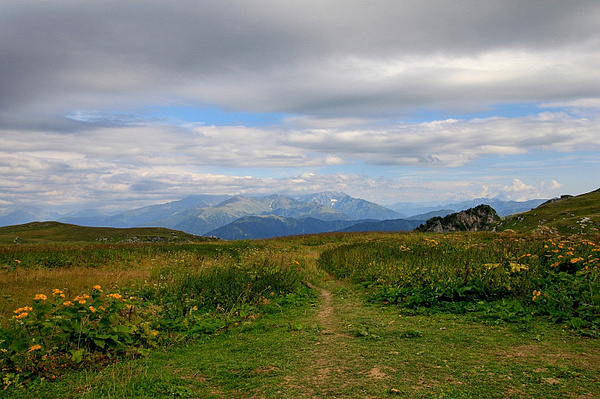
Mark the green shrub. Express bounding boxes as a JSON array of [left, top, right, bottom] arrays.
[[0, 286, 158, 386]]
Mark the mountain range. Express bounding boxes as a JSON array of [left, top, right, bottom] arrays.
[[3, 188, 597, 244], [0, 192, 548, 239]]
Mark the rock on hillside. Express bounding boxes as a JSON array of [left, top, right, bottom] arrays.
[[416, 205, 500, 232]]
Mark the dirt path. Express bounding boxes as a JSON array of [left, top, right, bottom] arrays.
[[285, 281, 392, 398]]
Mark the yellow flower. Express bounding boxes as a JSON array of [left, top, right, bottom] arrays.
[[33, 294, 47, 301], [52, 288, 65, 297], [14, 259, 21, 264], [107, 293, 123, 300], [63, 301, 73, 307], [570, 257, 584, 264], [73, 294, 90, 302], [27, 344, 42, 353], [13, 312, 28, 319], [89, 306, 97, 313], [14, 306, 33, 314], [92, 285, 103, 292]]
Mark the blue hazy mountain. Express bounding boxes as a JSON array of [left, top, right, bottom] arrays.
[[297, 192, 402, 220], [206, 216, 359, 240]]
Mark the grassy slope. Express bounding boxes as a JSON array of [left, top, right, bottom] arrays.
[[496, 188, 600, 234], [0, 221, 212, 244]]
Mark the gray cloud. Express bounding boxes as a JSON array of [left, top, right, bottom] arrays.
[[2, 1, 599, 128]]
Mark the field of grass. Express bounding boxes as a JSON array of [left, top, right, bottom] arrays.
[[1, 225, 599, 397]]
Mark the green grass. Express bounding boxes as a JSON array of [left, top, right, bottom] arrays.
[[320, 232, 600, 335], [7, 277, 600, 398], [1, 230, 599, 397], [496, 188, 600, 234], [0, 221, 212, 245]]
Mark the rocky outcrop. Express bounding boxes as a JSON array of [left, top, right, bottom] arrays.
[[415, 205, 500, 232]]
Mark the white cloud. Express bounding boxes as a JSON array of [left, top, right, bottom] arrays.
[[550, 180, 563, 189], [1, 106, 599, 208], [497, 179, 564, 201], [503, 179, 534, 194]]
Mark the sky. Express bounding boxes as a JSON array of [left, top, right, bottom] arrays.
[[1, 1, 600, 213]]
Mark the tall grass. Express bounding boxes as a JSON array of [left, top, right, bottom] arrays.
[[319, 232, 600, 334], [1, 242, 310, 388]]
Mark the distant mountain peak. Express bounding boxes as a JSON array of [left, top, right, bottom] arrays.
[[297, 192, 399, 220]]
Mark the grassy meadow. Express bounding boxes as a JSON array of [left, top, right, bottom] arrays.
[[1, 225, 599, 397]]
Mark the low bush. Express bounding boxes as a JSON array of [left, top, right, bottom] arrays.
[[1, 286, 158, 388]]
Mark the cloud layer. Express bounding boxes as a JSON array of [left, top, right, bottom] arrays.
[[1, 1, 600, 210]]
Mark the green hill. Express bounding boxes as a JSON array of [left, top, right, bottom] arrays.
[[0, 221, 212, 244], [495, 188, 600, 234]]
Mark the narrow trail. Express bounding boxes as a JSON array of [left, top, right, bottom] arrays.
[[286, 280, 394, 398], [308, 283, 349, 387]]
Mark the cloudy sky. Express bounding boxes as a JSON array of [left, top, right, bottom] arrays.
[[1, 1, 599, 212]]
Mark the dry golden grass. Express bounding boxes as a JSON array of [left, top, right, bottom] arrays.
[[0, 265, 152, 321]]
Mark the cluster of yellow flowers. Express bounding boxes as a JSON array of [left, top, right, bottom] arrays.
[[13, 306, 33, 319], [532, 290, 542, 301], [423, 237, 439, 247], [11, 286, 127, 325], [72, 294, 90, 305], [545, 238, 600, 270]]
